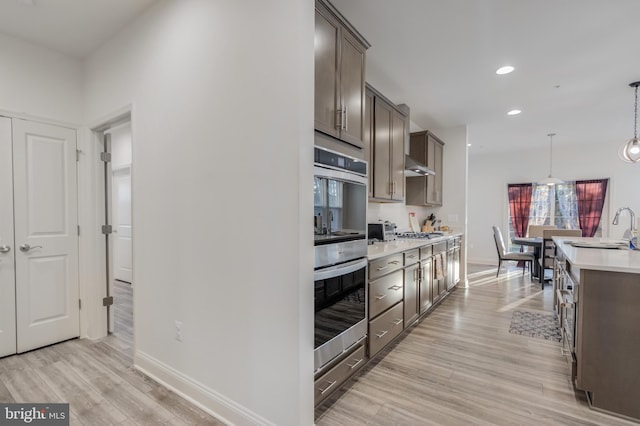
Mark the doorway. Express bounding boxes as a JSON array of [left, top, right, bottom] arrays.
[[104, 121, 133, 344], [0, 116, 80, 357]]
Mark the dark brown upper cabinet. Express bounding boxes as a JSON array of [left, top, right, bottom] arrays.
[[315, 0, 370, 149], [406, 131, 444, 206]]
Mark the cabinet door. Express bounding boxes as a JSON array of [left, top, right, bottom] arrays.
[[390, 109, 406, 201], [314, 7, 340, 139], [433, 139, 443, 205], [373, 98, 392, 199], [339, 30, 366, 148], [425, 135, 444, 206], [419, 259, 433, 314], [364, 89, 374, 198], [404, 263, 419, 326]]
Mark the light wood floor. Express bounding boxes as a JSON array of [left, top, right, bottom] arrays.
[[315, 264, 638, 426], [0, 280, 224, 425]]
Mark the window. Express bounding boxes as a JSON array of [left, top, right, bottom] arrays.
[[507, 180, 608, 252]]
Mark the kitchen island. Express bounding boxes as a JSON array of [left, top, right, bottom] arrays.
[[553, 237, 640, 422]]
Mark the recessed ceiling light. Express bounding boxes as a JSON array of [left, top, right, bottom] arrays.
[[467, 143, 472, 147], [496, 65, 514, 75], [507, 109, 521, 116]]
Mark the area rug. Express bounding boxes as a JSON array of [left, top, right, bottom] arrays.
[[508, 310, 562, 342]]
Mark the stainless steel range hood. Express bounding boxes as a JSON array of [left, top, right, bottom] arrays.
[[405, 155, 435, 176]]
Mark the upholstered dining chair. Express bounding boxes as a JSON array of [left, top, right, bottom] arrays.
[[528, 225, 557, 238], [492, 226, 535, 277]]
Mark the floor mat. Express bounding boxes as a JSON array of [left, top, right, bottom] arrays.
[[508, 310, 562, 342]]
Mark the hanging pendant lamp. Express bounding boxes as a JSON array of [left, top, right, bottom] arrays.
[[538, 133, 564, 186], [618, 81, 640, 163]]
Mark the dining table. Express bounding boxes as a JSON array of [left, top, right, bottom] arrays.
[[511, 236, 543, 282]]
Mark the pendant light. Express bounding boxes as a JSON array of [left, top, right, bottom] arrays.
[[538, 133, 564, 186], [618, 81, 640, 163]]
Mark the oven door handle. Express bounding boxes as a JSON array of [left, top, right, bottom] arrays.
[[314, 258, 368, 281]]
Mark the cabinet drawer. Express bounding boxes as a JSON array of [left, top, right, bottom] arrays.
[[314, 344, 366, 406], [369, 302, 404, 357], [433, 242, 446, 254], [369, 270, 403, 318], [420, 245, 433, 259], [404, 249, 419, 265], [369, 253, 403, 280]]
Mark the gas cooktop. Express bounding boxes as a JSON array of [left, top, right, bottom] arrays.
[[396, 231, 444, 239]]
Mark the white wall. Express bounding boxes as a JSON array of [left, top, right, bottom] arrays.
[[83, 1, 314, 425], [106, 122, 132, 167], [468, 137, 640, 264], [0, 33, 82, 124]]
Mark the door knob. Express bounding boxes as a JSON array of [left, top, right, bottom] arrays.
[[20, 244, 42, 252], [0, 245, 10, 253]]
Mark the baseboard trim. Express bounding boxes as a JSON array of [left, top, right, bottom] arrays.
[[134, 351, 274, 426]]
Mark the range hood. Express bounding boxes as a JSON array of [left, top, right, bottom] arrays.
[[405, 155, 435, 176]]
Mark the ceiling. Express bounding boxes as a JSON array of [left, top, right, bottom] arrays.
[[0, 0, 157, 58], [331, 0, 640, 154], [0, 0, 638, 154]]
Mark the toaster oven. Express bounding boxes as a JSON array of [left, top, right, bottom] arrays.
[[368, 222, 396, 241]]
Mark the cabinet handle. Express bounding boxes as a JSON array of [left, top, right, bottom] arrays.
[[406, 255, 416, 259], [392, 318, 403, 326], [0, 245, 10, 253], [347, 358, 363, 369], [343, 105, 348, 130], [388, 285, 402, 291], [388, 260, 400, 265], [375, 330, 388, 339], [375, 294, 387, 300], [376, 266, 387, 271], [319, 380, 337, 395]]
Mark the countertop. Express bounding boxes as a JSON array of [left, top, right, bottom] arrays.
[[368, 233, 462, 261], [553, 237, 640, 274]]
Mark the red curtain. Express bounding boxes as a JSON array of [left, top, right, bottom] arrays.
[[575, 179, 608, 237], [508, 183, 533, 238]]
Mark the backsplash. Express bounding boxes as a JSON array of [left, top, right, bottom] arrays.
[[368, 202, 436, 232]]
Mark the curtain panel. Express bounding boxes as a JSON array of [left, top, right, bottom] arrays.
[[508, 183, 533, 238], [575, 179, 608, 237]]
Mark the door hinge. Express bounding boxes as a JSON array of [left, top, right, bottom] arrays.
[[76, 149, 81, 162], [79, 299, 82, 310], [77, 225, 80, 236], [103, 296, 114, 307], [100, 152, 111, 163], [101, 225, 113, 235]]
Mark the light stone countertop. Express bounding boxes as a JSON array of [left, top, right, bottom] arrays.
[[367, 233, 462, 261], [553, 237, 640, 274]]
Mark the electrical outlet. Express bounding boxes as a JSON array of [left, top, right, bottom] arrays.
[[175, 320, 183, 342]]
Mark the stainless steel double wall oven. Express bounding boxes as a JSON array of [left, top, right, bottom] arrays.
[[313, 147, 367, 372]]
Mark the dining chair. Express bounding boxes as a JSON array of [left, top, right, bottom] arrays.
[[539, 228, 583, 288], [492, 226, 535, 278], [528, 225, 557, 238]]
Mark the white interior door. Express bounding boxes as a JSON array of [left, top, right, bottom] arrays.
[[0, 117, 16, 357], [12, 119, 79, 353], [112, 166, 132, 283]]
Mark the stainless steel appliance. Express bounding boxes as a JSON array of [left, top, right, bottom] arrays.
[[314, 147, 368, 372], [368, 222, 396, 242]]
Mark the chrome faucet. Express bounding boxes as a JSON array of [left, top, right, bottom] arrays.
[[612, 207, 636, 234]]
